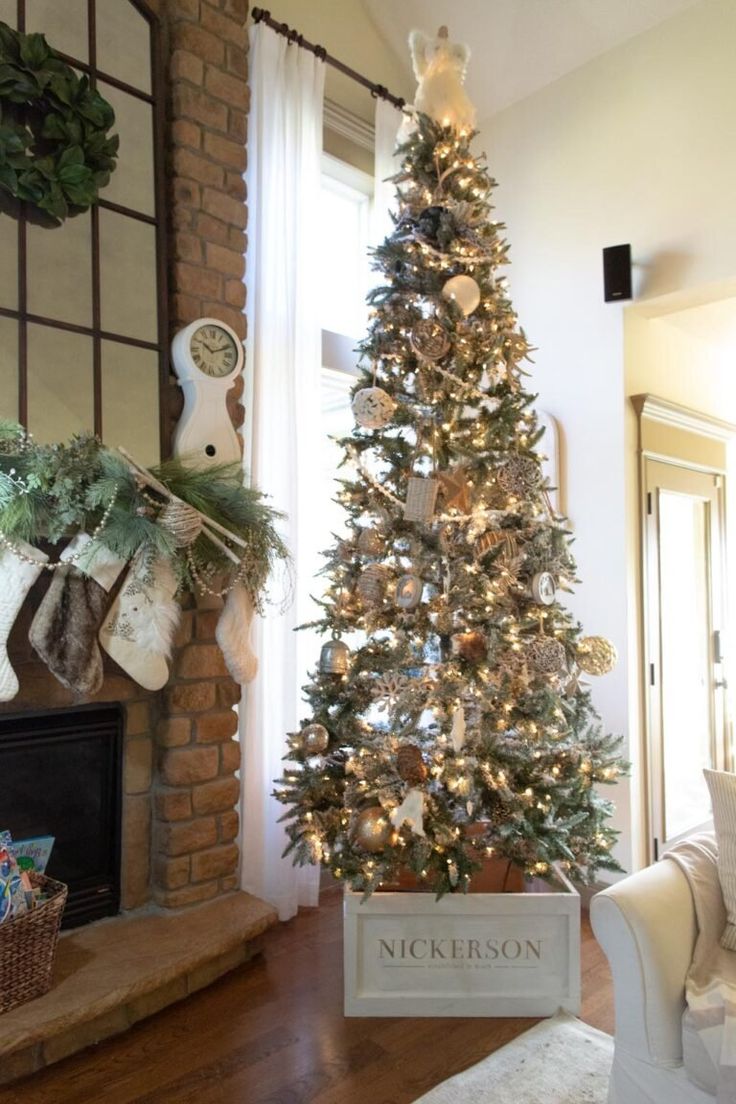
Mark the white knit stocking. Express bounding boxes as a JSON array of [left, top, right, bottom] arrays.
[[215, 582, 258, 684], [99, 547, 180, 691], [0, 541, 48, 702]]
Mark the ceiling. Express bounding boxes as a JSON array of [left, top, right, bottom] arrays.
[[362, 0, 701, 116], [660, 297, 736, 350]]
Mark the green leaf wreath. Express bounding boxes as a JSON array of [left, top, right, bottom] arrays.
[[0, 421, 289, 609], [0, 21, 118, 221]]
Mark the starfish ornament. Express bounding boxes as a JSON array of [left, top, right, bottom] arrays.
[[439, 465, 472, 512]]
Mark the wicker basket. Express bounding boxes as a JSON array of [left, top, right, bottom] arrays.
[[0, 873, 67, 1014]]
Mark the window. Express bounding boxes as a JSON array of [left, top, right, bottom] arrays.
[[0, 0, 167, 465], [318, 155, 372, 350], [311, 155, 373, 603]]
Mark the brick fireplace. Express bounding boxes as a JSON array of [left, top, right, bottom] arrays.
[[0, 0, 252, 912], [0, 0, 277, 1083], [0, 585, 243, 915]]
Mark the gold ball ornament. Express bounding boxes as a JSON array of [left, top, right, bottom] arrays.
[[525, 636, 567, 675], [158, 500, 204, 547], [441, 274, 481, 316], [352, 807, 393, 853], [299, 723, 329, 755], [410, 317, 451, 360], [352, 387, 396, 429], [577, 636, 618, 676]]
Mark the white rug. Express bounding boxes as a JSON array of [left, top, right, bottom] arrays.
[[412, 1012, 613, 1104]]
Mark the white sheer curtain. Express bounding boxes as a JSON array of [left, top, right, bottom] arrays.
[[372, 97, 403, 246], [240, 24, 325, 922]]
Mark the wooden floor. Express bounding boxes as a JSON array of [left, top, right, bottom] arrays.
[[6, 887, 613, 1104]]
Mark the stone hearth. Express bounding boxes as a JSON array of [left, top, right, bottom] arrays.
[[0, 893, 276, 1085]]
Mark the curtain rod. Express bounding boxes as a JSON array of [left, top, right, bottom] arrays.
[[251, 8, 406, 110]]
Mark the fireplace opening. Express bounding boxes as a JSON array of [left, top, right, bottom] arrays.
[[0, 704, 123, 929]]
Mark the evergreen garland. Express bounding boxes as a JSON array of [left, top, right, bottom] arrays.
[[0, 421, 288, 605]]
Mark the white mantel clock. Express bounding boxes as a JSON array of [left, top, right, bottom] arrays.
[[171, 317, 244, 466]]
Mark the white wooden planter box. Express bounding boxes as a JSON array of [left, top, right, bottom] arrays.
[[344, 866, 580, 1017]]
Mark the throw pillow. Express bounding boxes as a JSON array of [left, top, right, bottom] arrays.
[[704, 768, 736, 950]]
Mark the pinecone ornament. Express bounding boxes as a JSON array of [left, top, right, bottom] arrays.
[[396, 743, 428, 785]]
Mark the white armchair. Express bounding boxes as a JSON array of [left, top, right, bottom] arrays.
[[590, 857, 717, 1103]]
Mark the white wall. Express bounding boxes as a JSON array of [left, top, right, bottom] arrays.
[[481, 0, 736, 874]]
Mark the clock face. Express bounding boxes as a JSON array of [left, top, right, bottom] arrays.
[[190, 324, 239, 378]]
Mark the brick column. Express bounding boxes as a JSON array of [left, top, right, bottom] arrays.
[[166, 0, 249, 443], [152, 0, 250, 908]]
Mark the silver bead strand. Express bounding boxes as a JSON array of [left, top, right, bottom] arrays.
[[0, 490, 118, 569]]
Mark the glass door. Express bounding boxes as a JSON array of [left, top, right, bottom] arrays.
[[645, 460, 729, 855]]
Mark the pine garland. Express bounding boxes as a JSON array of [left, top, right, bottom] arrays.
[[0, 421, 288, 605]]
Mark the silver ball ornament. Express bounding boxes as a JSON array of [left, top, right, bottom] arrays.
[[299, 723, 329, 755]]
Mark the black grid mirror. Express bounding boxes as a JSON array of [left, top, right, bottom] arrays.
[[0, 0, 167, 464]]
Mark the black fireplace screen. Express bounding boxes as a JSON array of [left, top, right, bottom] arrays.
[[0, 704, 123, 929]]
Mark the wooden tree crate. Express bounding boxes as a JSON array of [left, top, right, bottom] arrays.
[[344, 865, 580, 1017]]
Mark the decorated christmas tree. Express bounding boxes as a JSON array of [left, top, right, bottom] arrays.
[[276, 28, 625, 897]]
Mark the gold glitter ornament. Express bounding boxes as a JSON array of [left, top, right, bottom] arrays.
[[352, 807, 393, 852], [158, 500, 204, 547], [299, 723, 329, 755], [410, 317, 451, 360], [577, 636, 618, 676]]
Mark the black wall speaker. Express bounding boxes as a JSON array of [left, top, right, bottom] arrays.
[[603, 243, 632, 302]]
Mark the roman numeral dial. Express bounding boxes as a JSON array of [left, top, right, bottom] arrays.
[[190, 323, 239, 378]]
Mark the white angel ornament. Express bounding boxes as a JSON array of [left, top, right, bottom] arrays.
[[401, 26, 476, 136]]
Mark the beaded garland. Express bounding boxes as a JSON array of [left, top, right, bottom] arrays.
[[0, 491, 118, 570]]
